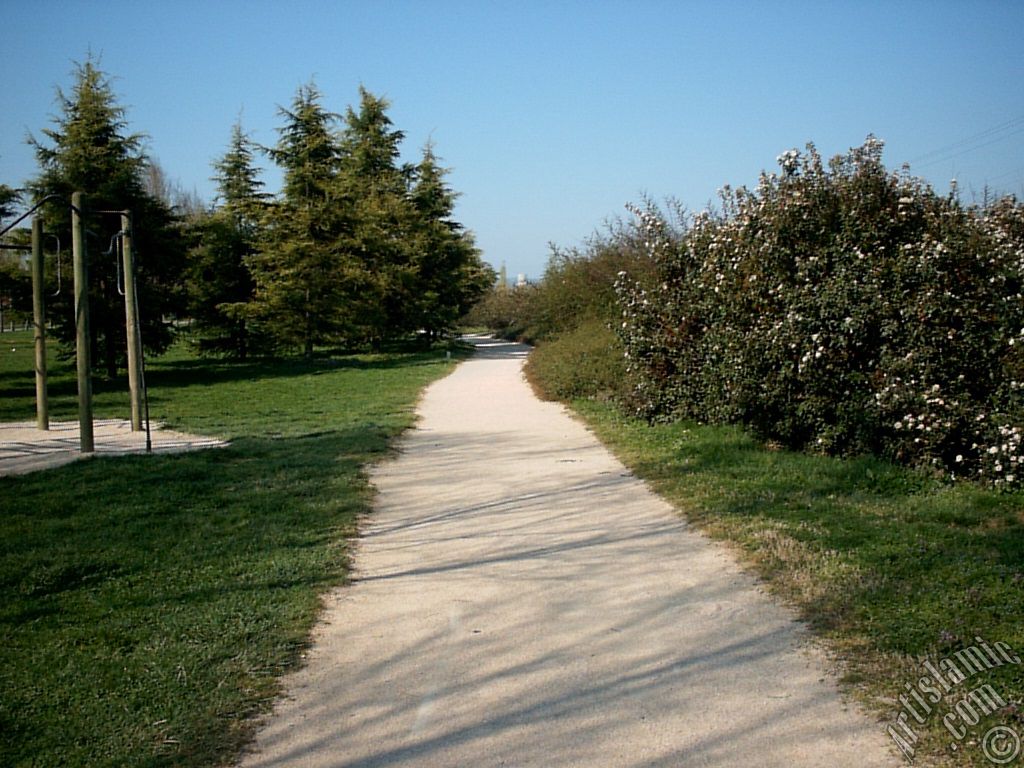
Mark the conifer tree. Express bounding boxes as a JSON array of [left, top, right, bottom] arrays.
[[186, 122, 268, 358], [248, 83, 349, 357], [0, 184, 21, 223], [28, 57, 185, 376], [213, 122, 268, 231], [336, 87, 413, 345], [408, 144, 493, 340], [243, 83, 492, 352]]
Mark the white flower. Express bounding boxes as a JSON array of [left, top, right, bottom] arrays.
[[956, 454, 963, 463]]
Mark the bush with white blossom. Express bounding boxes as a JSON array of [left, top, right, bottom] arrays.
[[616, 138, 1024, 488]]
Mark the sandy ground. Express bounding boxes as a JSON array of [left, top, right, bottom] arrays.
[[0, 418, 228, 476], [239, 336, 899, 767]]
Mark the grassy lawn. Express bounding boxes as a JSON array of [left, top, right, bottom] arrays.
[[573, 399, 1024, 767], [0, 330, 460, 767]]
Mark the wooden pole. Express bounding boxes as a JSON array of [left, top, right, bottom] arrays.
[[31, 216, 48, 430], [121, 210, 143, 430], [72, 192, 93, 453]]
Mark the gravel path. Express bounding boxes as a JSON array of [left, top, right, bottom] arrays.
[[0, 418, 227, 476], [240, 336, 898, 767]]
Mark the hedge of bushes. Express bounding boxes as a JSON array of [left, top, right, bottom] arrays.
[[522, 317, 629, 403], [616, 138, 1024, 487], [466, 223, 654, 345]]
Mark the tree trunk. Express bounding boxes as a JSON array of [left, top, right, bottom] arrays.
[[304, 289, 314, 358], [238, 321, 248, 361]]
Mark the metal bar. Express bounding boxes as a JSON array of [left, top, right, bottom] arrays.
[[31, 217, 48, 430], [0, 194, 67, 239]]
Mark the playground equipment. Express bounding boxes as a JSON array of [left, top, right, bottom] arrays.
[[0, 192, 150, 453], [31, 216, 47, 430]]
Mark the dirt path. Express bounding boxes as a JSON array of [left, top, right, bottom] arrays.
[[0, 418, 227, 476], [240, 336, 898, 767]]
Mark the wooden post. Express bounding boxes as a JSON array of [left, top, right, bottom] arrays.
[[72, 192, 94, 453], [31, 216, 48, 430], [121, 210, 143, 430]]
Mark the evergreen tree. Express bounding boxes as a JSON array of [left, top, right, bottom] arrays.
[[248, 83, 350, 357], [28, 57, 186, 376], [0, 184, 21, 223], [408, 144, 493, 339], [186, 122, 268, 358], [213, 122, 268, 231], [242, 83, 492, 352], [339, 87, 406, 190], [336, 87, 417, 344]]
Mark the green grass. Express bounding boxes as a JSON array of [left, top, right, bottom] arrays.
[[1, 330, 461, 767], [572, 399, 1024, 767]]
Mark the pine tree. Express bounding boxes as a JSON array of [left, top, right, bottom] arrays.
[[28, 57, 186, 376], [408, 144, 493, 340], [186, 122, 268, 358], [213, 122, 268, 232], [248, 83, 350, 357], [339, 87, 406, 192], [336, 87, 416, 344], [0, 184, 21, 223]]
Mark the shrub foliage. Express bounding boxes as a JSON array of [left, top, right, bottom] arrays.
[[616, 138, 1024, 487], [467, 221, 655, 346], [524, 317, 628, 403], [468, 222, 654, 402]]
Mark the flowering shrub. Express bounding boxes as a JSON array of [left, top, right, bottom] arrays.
[[616, 138, 1024, 487]]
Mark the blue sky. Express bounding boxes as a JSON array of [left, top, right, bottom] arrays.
[[2, 0, 1023, 279]]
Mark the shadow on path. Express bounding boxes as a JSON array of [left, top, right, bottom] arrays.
[[240, 332, 900, 768]]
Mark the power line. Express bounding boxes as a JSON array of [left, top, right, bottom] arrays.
[[909, 115, 1024, 169], [981, 165, 1024, 185]]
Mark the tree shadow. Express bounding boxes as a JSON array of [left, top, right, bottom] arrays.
[[0, 347, 455, 423]]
